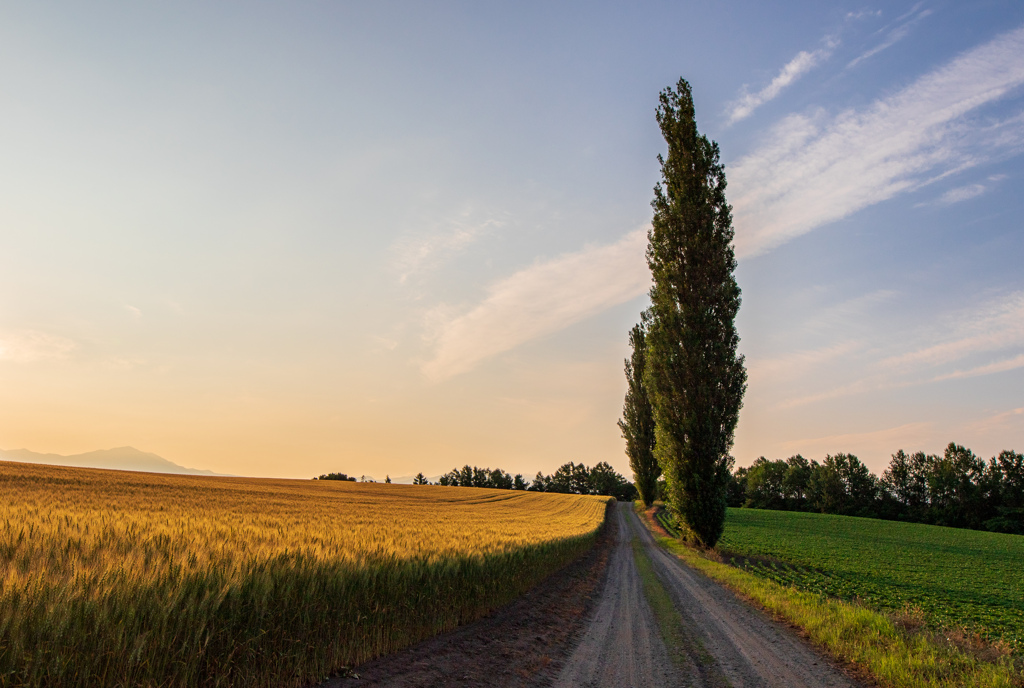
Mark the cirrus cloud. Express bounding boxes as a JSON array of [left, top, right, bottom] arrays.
[[730, 23, 1024, 258], [422, 228, 650, 380], [727, 38, 837, 125], [0, 331, 76, 363]]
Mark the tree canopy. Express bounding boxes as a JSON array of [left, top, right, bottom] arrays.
[[618, 313, 660, 506], [644, 78, 746, 548]]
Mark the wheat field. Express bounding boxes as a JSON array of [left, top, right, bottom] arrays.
[[0, 460, 611, 688]]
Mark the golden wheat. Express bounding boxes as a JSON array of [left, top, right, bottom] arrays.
[[0, 460, 610, 688]]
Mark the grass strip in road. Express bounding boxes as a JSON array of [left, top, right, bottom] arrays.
[[635, 505, 1023, 688], [630, 533, 729, 686], [631, 539, 708, 667]]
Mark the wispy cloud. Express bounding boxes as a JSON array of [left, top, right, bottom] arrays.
[[848, 4, 931, 68], [422, 228, 649, 380], [727, 38, 838, 124], [923, 173, 1008, 206], [748, 340, 862, 383], [781, 291, 1024, 407], [0, 331, 76, 363], [845, 10, 883, 22], [781, 421, 934, 458], [779, 373, 904, 409], [393, 210, 502, 284], [967, 406, 1024, 434], [938, 183, 987, 204], [730, 24, 1024, 258], [934, 352, 1024, 381], [883, 292, 1024, 371]]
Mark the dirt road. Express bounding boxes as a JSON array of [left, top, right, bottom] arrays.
[[318, 502, 862, 687], [553, 503, 860, 688]]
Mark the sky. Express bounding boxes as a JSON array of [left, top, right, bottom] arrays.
[[1, 1, 1023, 480]]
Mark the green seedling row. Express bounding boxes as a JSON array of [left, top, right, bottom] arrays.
[[718, 508, 1024, 652]]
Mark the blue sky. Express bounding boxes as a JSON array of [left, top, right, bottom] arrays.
[[1, 1, 1022, 478]]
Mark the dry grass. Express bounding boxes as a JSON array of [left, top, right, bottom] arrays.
[[0, 461, 611, 687]]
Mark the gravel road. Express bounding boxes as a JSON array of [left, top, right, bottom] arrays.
[[550, 500, 678, 688], [553, 503, 861, 688]]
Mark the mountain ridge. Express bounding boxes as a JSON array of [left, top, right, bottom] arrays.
[[0, 446, 225, 476]]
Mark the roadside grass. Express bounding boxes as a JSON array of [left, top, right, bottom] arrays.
[[636, 503, 1024, 688], [0, 461, 612, 688]]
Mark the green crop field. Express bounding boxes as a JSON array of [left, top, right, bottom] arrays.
[[717, 508, 1024, 652]]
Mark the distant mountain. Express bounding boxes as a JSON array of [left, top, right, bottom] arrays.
[[0, 446, 224, 476]]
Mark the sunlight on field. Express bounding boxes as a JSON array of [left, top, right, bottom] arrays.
[[0, 461, 610, 688]]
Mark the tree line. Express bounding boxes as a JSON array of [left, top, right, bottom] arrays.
[[314, 472, 357, 481], [313, 464, 635, 501], [731, 444, 1024, 534], [434, 462, 635, 501]]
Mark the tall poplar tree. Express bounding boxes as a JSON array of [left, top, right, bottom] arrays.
[[618, 311, 659, 506], [645, 78, 746, 548]]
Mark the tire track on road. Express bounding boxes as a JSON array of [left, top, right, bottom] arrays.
[[554, 503, 862, 688]]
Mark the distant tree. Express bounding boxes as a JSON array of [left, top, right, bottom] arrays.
[[927, 443, 987, 528], [996, 450, 1024, 509], [512, 474, 528, 490], [547, 463, 575, 494], [529, 471, 549, 492], [807, 454, 876, 516], [488, 468, 514, 490], [782, 455, 812, 509], [986, 450, 1024, 533], [315, 472, 357, 482], [880, 450, 931, 519], [589, 461, 635, 501], [470, 466, 489, 487], [744, 458, 787, 510], [644, 79, 746, 549], [618, 313, 660, 506], [726, 466, 747, 507], [807, 461, 844, 514], [413, 472, 428, 485], [571, 463, 592, 495]]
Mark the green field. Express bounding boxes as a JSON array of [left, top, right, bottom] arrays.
[[718, 508, 1024, 652]]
